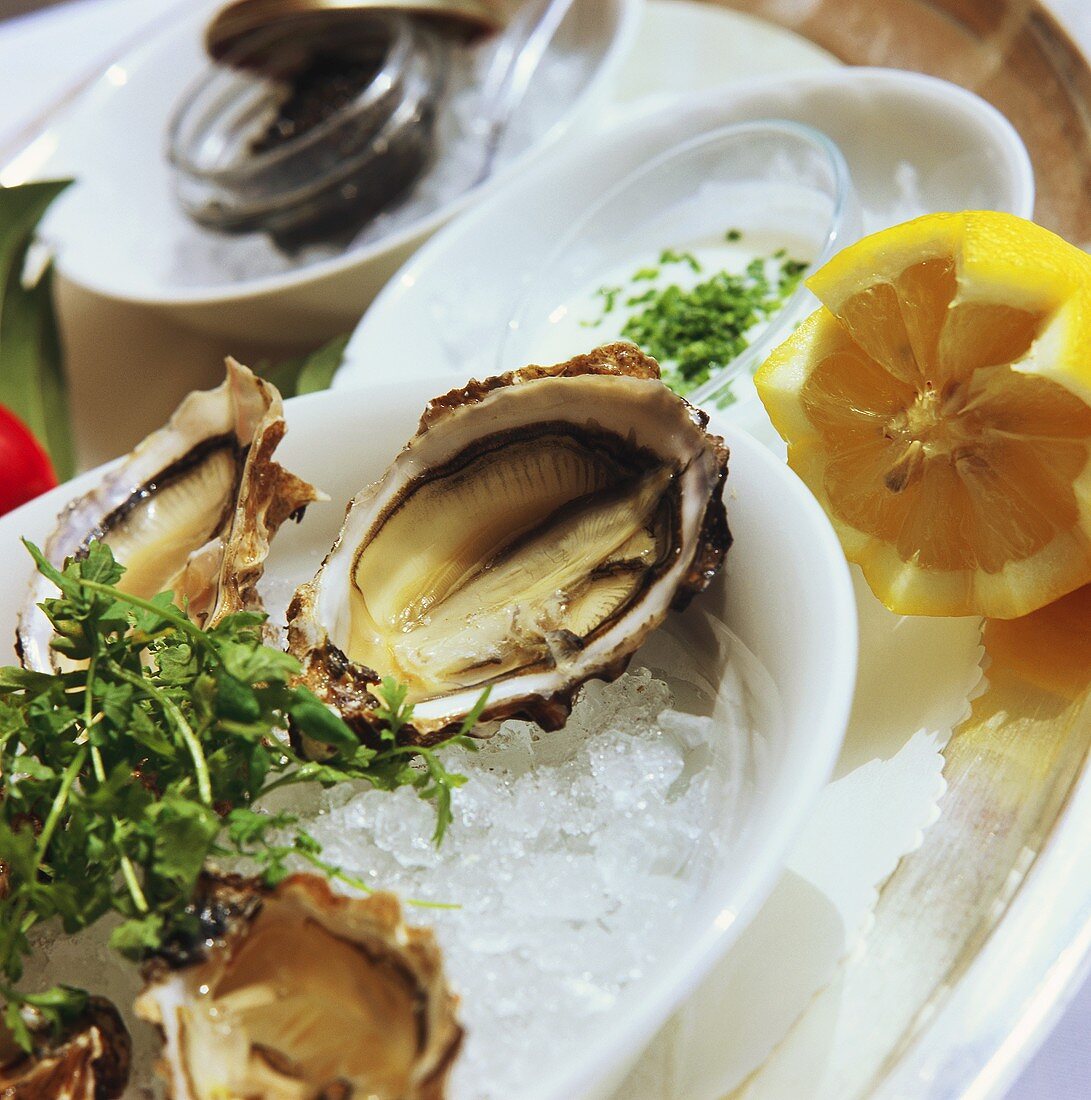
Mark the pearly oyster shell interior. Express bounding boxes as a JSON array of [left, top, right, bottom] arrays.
[[288, 344, 730, 745], [17, 359, 319, 672], [136, 873, 461, 1100]]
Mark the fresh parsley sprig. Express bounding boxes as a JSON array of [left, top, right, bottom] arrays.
[[0, 539, 483, 1044]]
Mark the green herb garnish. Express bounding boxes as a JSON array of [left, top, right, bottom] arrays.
[[257, 332, 351, 399], [0, 540, 480, 1045], [581, 237, 809, 400], [659, 248, 703, 274]]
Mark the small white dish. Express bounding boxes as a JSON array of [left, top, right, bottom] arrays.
[[2, 0, 640, 343], [0, 380, 856, 1100], [502, 118, 860, 405], [337, 67, 1034, 392]]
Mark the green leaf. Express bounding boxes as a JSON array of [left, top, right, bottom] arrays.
[[0, 667, 58, 694], [456, 686, 492, 738], [125, 718, 177, 759], [148, 797, 220, 890], [256, 333, 349, 399], [225, 808, 297, 856], [78, 541, 125, 586], [214, 635, 297, 685], [295, 334, 351, 395], [0, 181, 75, 480], [0, 182, 69, 293], [287, 691, 358, 751], [21, 984, 87, 1012], [373, 677, 412, 739], [213, 668, 261, 722], [109, 914, 164, 960], [3, 1000, 31, 1053], [21, 538, 66, 593]]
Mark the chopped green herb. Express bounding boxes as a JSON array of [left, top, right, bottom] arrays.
[[577, 237, 808, 399], [597, 285, 622, 313], [0, 541, 481, 1047], [745, 257, 767, 283], [659, 248, 703, 274], [625, 289, 657, 307], [618, 253, 808, 395], [779, 259, 809, 291], [580, 285, 625, 327]]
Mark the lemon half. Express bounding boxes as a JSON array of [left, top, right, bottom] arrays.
[[756, 210, 1091, 618]]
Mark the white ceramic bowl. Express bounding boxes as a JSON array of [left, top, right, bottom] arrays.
[[0, 380, 856, 1099], [4, 0, 641, 342], [336, 67, 1034, 392], [501, 118, 860, 406]]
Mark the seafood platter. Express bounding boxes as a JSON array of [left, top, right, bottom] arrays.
[[2, 1, 1091, 1098]]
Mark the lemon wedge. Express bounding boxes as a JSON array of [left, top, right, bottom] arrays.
[[756, 210, 1091, 618]]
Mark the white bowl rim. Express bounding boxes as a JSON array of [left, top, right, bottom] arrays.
[[339, 64, 1035, 387], [34, 0, 644, 309]]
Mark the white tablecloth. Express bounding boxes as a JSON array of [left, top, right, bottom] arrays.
[[2, 2, 1090, 1096]]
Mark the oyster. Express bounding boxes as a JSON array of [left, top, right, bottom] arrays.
[[0, 996, 131, 1099], [17, 360, 319, 672], [135, 873, 461, 1100], [288, 344, 730, 745]]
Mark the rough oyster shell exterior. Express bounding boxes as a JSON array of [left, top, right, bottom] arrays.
[[288, 344, 730, 746], [0, 996, 131, 1099]]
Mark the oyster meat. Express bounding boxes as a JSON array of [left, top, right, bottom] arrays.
[[288, 344, 730, 744], [17, 360, 319, 672], [0, 995, 131, 1099], [136, 873, 461, 1100]]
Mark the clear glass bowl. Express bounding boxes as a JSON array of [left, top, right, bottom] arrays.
[[167, 13, 448, 250], [501, 119, 860, 407]]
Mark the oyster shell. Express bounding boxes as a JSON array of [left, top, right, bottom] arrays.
[[288, 344, 730, 745], [17, 360, 319, 672], [0, 996, 131, 1099], [135, 873, 461, 1100]]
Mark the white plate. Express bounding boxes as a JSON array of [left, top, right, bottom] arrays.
[[3, 0, 640, 342], [336, 67, 1034, 392], [0, 380, 856, 1100]]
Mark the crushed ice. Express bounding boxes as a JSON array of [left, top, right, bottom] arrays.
[[301, 667, 745, 1100]]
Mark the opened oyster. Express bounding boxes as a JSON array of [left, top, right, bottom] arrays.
[[136, 873, 461, 1100], [0, 995, 131, 1099], [18, 360, 319, 672], [288, 344, 730, 745]]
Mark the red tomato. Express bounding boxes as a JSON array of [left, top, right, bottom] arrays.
[[0, 405, 57, 516]]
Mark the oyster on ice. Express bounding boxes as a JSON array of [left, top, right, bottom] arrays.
[[18, 360, 319, 672], [135, 873, 462, 1100], [0, 995, 132, 1099], [288, 344, 730, 745]]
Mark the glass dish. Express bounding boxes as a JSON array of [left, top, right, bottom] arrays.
[[166, 12, 448, 250], [500, 119, 860, 407]]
